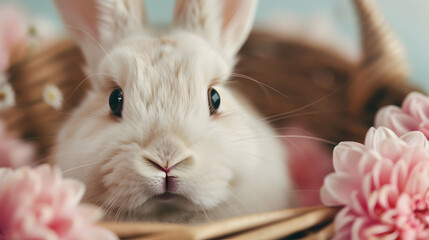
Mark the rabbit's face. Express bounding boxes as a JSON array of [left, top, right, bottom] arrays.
[[52, 0, 287, 222], [57, 32, 265, 221]]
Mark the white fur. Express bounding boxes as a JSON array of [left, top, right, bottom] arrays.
[[54, 0, 296, 223]]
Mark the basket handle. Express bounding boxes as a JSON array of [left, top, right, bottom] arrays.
[[347, 0, 419, 118]]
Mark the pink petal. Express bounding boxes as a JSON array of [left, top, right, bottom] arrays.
[[396, 194, 412, 214], [401, 228, 417, 240], [371, 158, 393, 188], [403, 92, 429, 122], [335, 207, 355, 230], [390, 160, 408, 193], [362, 173, 372, 200], [365, 224, 395, 238], [378, 232, 399, 240], [338, 141, 366, 149], [365, 127, 398, 151], [375, 106, 419, 136], [351, 217, 369, 240], [60, 179, 86, 208], [404, 163, 429, 196], [401, 131, 428, 147], [380, 209, 398, 224], [367, 191, 378, 218], [320, 183, 340, 206], [364, 128, 377, 148], [378, 185, 398, 209], [390, 113, 419, 135], [358, 151, 381, 177], [418, 122, 429, 139], [320, 173, 357, 206], [375, 105, 401, 127], [76, 204, 104, 221], [333, 230, 351, 240], [333, 142, 364, 174], [350, 191, 365, 214], [379, 138, 405, 161]]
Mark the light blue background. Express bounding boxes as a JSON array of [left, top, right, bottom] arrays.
[[2, 0, 429, 90]]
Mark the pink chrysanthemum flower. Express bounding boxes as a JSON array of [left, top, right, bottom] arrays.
[[321, 127, 429, 240], [0, 121, 34, 168], [376, 92, 429, 139], [0, 164, 118, 240]]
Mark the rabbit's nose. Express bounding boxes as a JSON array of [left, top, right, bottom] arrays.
[[143, 151, 194, 173], [143, 136, 195, 171]]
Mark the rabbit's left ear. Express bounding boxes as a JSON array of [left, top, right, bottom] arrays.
[[174, 0, 258, 64], [54, 0, 147, 70]]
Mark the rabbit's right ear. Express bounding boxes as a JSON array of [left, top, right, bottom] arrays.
[[54, 0, 147, 70], [174, 0, 257, 65]]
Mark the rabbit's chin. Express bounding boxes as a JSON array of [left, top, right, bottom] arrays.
[[95, 191, 200, 222], [102, 195, 204, 223], [100, 193, 269, 224]]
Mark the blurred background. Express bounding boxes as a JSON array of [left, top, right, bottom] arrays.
[[0, 0, 428, 90]]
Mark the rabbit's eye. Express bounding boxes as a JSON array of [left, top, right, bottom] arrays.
[[109, 88, 123, 117], [208, 87, 220, 116]]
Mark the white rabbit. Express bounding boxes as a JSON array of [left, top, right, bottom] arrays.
[[53, 0, 296, 223]]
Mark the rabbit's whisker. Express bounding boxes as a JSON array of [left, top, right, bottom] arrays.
[[230, 73, 290, 100], [261, 82, 347, 122], [228, 133, 337, 146], [64, 25, 114, 66], [64, 72, 115, 101], [266, 109, 344, 124]]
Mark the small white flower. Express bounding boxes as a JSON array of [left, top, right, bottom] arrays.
[[43, 84, 63, 110], [27, 18, 58, 52], [0, 83, 16, 111]]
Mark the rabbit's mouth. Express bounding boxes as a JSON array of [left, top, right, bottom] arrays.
[[147, 191, 192, 208], [153, 192, 182, 201]]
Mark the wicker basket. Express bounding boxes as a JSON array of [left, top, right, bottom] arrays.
[[0, 0, 422, 239], [3, 40, 89, 158]]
